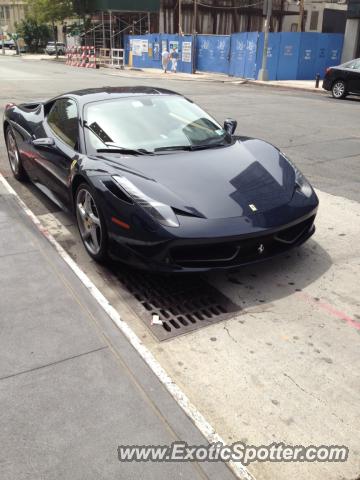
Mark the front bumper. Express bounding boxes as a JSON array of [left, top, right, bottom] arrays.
[[107, 209, 318, 273]]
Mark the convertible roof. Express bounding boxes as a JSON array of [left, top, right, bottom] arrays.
[[63, 86, 180, 104]]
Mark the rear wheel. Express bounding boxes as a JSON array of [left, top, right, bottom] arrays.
[[332, 80, 347, 99], [75, 183, 108, 262], [5, 127, 27, 181]]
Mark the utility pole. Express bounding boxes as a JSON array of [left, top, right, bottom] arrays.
[[179, 0, 182, 35], [257, 0, 272, 81], [193, 0, 197, 34], [298, 0, 304, 32]]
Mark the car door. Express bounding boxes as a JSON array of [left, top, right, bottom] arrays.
[[33, 97, 80, 208], [345, 59, 360, 93]]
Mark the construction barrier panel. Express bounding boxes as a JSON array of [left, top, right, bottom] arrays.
[[66, 46, 99, 69], [254, 32, 282, 80], [99, 48, 111, 66], [124, 32, 344, 80], [126, 33, 195, 73], [196, 35, 230, 74], [111, 48, 125, 69]]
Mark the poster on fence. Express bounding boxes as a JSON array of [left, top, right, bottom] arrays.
[[153, 42, 160, 60], [132, 39, 142, 56], [141, 39, 149, 53], [182, 42, 192, 62], [169, 40, 179, 53]]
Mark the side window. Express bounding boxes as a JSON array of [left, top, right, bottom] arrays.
[[47, 98, 79, 150]]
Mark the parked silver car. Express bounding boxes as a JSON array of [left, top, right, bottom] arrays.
[[45, 42, 66, 55]]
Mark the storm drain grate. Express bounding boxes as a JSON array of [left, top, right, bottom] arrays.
[[112, 268, 240, 341]]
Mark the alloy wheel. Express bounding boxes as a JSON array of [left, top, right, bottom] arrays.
[[332, 81, 345, 99], [7, 129, 19, 175], [76, 188, 102, 255]]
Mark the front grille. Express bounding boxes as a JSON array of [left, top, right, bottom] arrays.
[[275, 216, 315, 243], [170, 216, 315, 268], [171, 243, 239, 263]]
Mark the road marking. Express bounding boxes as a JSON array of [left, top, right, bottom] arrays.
[[297, 291, 360, 331], [0, 173, 254, 480]]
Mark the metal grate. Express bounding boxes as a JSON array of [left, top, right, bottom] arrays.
[[112, 268, 240, 341]]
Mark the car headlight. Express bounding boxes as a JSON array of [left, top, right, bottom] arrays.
[[281, 153, 313, 198], [294, 167, 313, 198], [112, 175, 179, 228]]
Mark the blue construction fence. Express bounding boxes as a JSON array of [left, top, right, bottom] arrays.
[[124, 32, 343, 80]]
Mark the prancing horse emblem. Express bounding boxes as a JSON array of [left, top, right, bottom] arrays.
[[258, 244, 265, 254]]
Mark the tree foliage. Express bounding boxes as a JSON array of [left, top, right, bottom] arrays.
[[25, 0, 73, 56], [17, 18, 51, 52], [27, 0, 74, 25]]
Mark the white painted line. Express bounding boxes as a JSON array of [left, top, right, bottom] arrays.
[[0, 173, 254, 480]]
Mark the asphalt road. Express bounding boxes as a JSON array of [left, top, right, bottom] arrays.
[[1, 56, 360, 480], [0, 55, 360, 203]]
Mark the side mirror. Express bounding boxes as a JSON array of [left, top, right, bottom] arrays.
[[32, 137, 55, 148], [224, 118, 237, 135]]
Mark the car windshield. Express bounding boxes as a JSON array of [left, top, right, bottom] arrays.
[[84, 95, 229, 153]]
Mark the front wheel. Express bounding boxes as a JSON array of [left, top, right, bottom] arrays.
[[332, 80, 347, 99], [6, 127, 27, 181], [75, 183, 108, 262]]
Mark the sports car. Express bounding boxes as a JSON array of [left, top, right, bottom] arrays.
[[3, 87, 319, 272]]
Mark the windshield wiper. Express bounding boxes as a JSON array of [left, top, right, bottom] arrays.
[[154, 145, 193, 152], [97, 147, 151, 156], [155, 142, 228, 153], [191, 141, 228, 150]]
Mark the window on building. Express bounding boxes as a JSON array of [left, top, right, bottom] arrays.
[[291, 23, 298, 32], [310, 11, 319, 30], [0, 5, 10, 19]]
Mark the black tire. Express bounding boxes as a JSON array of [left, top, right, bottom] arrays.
[[331, 80, 347, 99], [75, 183, 108, 262], [5, 126, 27, 181]]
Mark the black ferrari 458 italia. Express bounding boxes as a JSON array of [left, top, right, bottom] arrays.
[[3, 87, 318, 272]]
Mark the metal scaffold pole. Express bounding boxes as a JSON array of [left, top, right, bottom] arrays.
[[179, 0, 182, 34], [109, 10, 113, 51]]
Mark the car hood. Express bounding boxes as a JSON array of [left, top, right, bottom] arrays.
[[91, 138, 296, 220]]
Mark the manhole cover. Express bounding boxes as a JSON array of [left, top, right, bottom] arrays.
[[112, 269, 240, 341]]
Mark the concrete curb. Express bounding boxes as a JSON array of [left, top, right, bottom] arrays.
[[245, 79, 325, 94]]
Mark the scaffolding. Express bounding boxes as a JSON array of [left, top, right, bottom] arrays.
[[82, 10, 156, 51]]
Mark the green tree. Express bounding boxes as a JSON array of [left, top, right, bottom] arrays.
[[27, 0, 73, 57], [17, 18, 51, 53]]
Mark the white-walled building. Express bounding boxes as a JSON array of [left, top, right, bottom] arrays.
[[0, 0, 27, 35], [281, 0, 347, 33]]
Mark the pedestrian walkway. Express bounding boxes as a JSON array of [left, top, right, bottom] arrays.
[[0, 180, 238, 480], [5, 52, 324, 92], [108, 67, 324, 92]]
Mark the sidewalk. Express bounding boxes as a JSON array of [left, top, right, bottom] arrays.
[[0, 180, 238, 480], [5, 52, 323, 93], [106, 66, 323, 92]]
